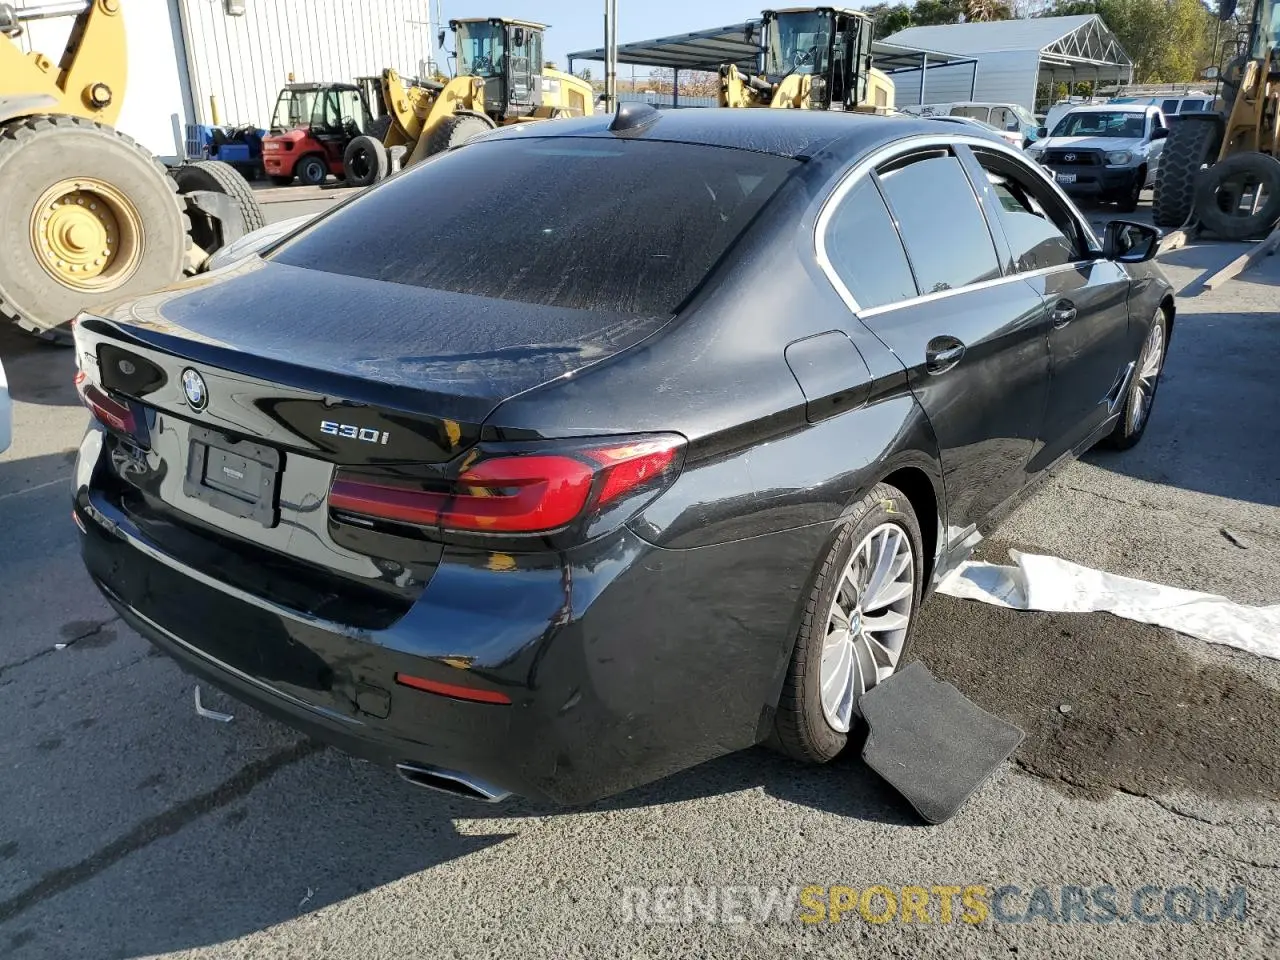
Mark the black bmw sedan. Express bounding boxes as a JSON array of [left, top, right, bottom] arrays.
[[72, 107, 1173, 805]]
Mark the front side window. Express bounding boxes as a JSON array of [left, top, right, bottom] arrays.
[[876, 152, 1000, 294], [972, 149, 1077, 273], [457, 22, 505, 78], [766, 10, 831, 78], [990, 107, 1020, 132], [273, 138, 796, 316], [824, 178, 917, 310]]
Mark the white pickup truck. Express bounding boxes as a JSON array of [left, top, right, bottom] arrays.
[[1026, 103, 1169, 211]]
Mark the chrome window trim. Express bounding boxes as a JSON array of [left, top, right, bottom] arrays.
[[815, 133, 1103, 318]]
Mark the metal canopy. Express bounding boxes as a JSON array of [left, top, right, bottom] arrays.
[[568, 20, 977, 75]]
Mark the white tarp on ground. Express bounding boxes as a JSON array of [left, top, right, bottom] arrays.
[[937, 550, 1280, 661]]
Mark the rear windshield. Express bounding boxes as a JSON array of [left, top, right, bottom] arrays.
[[271, 137, 796, 315]]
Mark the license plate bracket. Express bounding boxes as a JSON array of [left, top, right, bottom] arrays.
[[183, 425, 281, 528], [1056, 172, 1078, 185]]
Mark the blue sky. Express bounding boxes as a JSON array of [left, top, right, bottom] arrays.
[[435, 1, 781, 72]]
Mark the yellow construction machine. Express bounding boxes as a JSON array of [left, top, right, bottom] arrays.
[[342, 17, 595, 186], [1152, 0, 1280, 237], [719, 7, 895, 113], [0, 0, 263, 342]]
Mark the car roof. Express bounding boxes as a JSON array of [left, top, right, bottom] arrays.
[[482, 107, 960, 160], [1064, 103, 1153, 114]]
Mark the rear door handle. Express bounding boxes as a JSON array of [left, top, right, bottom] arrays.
[[1051, 299, 1078, 328], [925, 336, 966, 375]]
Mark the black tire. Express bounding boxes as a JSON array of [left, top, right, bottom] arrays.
[[1115, 167, 1144, 213], [1152, 117, 1217, 227], [1194, 152, 1280, 241], [169, 159, 266, 257], [424, 112, 496, 157], [1152, 117, 1218, 227], [295, 154, 329, 187], [269, 174, 294, 186], [342, 135, 389, 187], [1101, 306, 1168, 451], [771, 483, 925, 764], [0, 115, 187, 344]]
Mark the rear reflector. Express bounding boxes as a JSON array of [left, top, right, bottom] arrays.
[[395, 672, 512, 705], [330, 434, 684, 536], [75, 371, 138, 437]]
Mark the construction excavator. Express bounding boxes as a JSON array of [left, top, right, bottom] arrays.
[[341, 17, 595, 187], [1152, 0, 1280, 238], [719, 7, 895, 113], [0, 0, 263, 343]]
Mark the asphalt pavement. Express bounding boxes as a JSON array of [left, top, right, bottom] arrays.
[[0, 195, 1277, 959]]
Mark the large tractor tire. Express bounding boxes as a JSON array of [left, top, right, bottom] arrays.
[[342, 135, 389, 187], [0, 116, 187, 344], [1194, 152, 1280, 241], [170, 159, 266, 260], [424, 112, 496, 156], [1152, 118, 1218, 228]]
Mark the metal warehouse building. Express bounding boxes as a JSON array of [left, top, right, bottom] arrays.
[[881, 15, 1133, 111], [11, 0, 433, 162]]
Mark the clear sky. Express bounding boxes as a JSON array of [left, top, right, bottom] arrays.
[[434, 1, 773, 72]]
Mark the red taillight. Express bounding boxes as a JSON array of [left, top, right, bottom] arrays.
[[75, 371, 137, 435], [395, 672, 511, 705], [329, 435, 684, 536]]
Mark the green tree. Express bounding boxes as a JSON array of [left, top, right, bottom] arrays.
[[1038, 0, 1219, 83], [964, 0, 1015, 20]]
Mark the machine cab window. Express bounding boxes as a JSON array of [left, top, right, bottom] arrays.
[[456, 20, 506, 77]]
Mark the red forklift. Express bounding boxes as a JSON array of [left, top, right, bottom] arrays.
[[261, 82, 374, 186]]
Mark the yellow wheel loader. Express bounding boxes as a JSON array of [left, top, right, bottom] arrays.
[[1152, 0, 1280, 237], [719, 7, 895, 114], [341, 17, 595, 186], [0, 0, 263, 343]]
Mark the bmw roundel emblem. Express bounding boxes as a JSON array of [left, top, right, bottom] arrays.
[[181, 368, 208, 411]]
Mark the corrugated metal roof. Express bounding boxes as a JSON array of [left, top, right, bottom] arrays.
[[882, 15, 1101, 56], [569, 21, 976, 72]]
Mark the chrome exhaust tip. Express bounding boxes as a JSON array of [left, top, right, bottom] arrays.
[[395, 762, 511, 803]]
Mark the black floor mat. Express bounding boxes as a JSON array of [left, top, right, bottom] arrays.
[[859, 662, 1025, 825]]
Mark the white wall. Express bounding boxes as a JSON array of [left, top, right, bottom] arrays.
[[888, 61, 977, 107], [178, 0, 433, 130], [891, 50, 1041, 111], [14, 0, 194, 161]]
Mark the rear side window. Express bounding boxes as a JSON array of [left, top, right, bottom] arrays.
[[824, 178, 917, 309], [876, 153, 1000, 294], [1181, 99, 1205, 111], [272, 138, 796, 315], [1161, 98, 1180, 114]]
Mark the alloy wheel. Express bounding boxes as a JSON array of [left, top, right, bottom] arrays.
[[819, 522, 915, 733], [1130, 318, 1165, 433]]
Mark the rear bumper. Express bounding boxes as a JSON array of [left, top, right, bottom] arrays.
[[262, 154, 292, 175], [76, 427, 821, 804]]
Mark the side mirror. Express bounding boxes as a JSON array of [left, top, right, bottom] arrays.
[[1151, 127, 1169, 140], [1036, 126, 1049, 138], [1218, 0, 1237, 20], [745, 23, 756, 43], [1103, 220, 1161, 263], [438, 29, 446, 48]]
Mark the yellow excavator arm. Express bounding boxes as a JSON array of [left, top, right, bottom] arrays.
[[0, 0, 127, 126]]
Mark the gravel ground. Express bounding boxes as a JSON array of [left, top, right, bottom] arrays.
[[0, 199, 1277, 959]]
